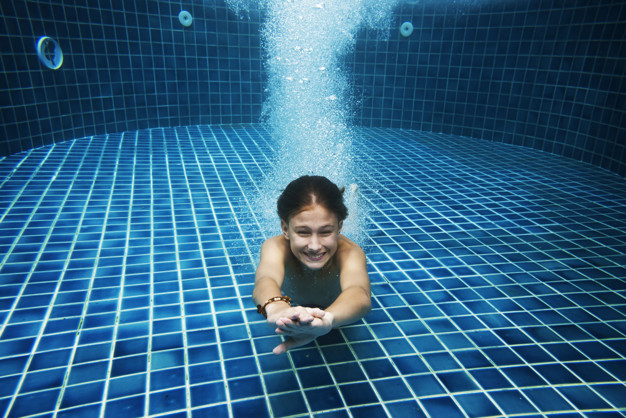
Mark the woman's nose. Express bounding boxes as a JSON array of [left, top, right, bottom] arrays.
[[308, 234, 322, 251]]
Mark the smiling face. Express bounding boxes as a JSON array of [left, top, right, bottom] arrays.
[[281, 203, 342, 270]]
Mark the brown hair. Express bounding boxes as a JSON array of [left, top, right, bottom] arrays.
[[277, 175, 348, 222]]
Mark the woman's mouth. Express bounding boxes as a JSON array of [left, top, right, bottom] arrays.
[[305, 252, 326, 262]]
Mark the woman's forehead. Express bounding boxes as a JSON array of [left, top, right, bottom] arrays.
[[289, 204, 338, 225]]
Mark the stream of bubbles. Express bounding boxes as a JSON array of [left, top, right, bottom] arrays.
[[224, 0, 399, 242]]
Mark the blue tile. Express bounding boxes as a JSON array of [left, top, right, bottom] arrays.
[[592, 384, 626, 409], [504, 366, 547, 388], [350, 404, 388, 417], [385, 400, 426, 417], [482, 347, 524, 366], [190, 381, 227, 408], [270, 392, 308, 416], [228, 375, 264, 400], [0, 375, 21, 399], [231, 397, 270, 418], [372, 378, 412, 402], [110, 354, 147, 377], [362, 358, 398, 380], [380, 338, 414, 355], [149, 387, 187, 415], [297, 366, 335, 389], [533, 363, 581, 385], [339, 382, 378, 407], [490, 390, 538, 415], [263, 371, 298, 394], [188, 345, 220, 365], [9, 388, 60, 417], [290, 348, 325, 367], [150, 368, 186, 391], [225, 357, 258, 379], [557, 385, 612, 410], [421, 352, 462, 371], [21, 367, 66, 393], [106, 374, 146, 399], [523, 387, 575, 413], [420, 396, 464, 417], [406, 374, 446, 397], [469, 368, 514, 390], [321, 344, 356, 363], [73, 343, 111, 364], [453, 349, 492, 369], [192, 403, 230, 418], [60, 380, 105, 409], [566, 362, 617, 384], [454, 392, 501, 417], [330, 362, 367, 384], [437, 371, 480, 393], [511, 344, 554, 364]]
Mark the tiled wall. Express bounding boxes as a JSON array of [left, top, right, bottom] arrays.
[[0, 0, 263, 155], [354, 0, 626, 176], [1, 0, 625, 176]]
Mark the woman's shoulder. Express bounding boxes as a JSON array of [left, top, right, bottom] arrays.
[[261, 235, 292, 260], [262, 234, 289, 251], [259, 235, 291, 268], [337, 235, 366, 258]]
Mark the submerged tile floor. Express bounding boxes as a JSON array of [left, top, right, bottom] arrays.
[[0, 124, 625, 417]]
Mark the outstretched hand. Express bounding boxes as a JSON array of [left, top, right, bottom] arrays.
[[269, 307, 333, 354]]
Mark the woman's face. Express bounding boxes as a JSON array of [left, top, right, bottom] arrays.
[[282, 204, 342, 270]]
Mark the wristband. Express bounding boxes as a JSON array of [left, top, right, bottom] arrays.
[[257, 296, 291, 318]]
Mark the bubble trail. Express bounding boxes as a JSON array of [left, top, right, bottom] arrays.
[[224, 0, 399, 241]]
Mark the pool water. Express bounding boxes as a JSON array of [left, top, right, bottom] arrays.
[[0, 125, 625, 417]]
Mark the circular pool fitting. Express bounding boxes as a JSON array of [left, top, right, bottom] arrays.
[[36, 36, 63, 70], [178, 10, 193, 27], [400, 21, 414, 38]]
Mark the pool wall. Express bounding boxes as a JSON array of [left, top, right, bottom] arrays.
[[1, 0, 625, 175]]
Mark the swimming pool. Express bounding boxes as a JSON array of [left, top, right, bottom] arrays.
[[2, 0, 626, 416], [1, 125, 625, 416]]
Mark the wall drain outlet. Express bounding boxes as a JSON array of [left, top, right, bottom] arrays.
[[36, 36, 63, 70]]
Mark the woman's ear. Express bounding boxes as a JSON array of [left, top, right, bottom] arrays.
[[281, 219, 289, 240], [338, 220, 343, 232]]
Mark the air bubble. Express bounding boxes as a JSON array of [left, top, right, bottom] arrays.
[[223, 0, 401, 242]]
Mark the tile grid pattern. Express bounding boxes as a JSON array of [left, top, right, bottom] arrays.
[[1, 125, 625, 417], [2, 1, 625, 176]]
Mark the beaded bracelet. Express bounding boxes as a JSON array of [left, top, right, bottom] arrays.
[[257, 296, 291, 318]]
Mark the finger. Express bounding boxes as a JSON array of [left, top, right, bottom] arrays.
[[273, 341, 288, 355], [311, 308, 326, 317], [273, 338, 297, 355], [298, 314, 314, 324], [276, 318, 294, 327]]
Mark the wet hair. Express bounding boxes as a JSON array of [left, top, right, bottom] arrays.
[[277, 175, 348, 223]]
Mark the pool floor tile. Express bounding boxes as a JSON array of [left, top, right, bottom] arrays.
[[1, 125, 625, 416]]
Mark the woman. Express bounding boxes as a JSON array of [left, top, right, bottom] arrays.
[[253, 175, 371, 354]]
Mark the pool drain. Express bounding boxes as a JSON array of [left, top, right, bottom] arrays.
[[36, 36, 63, 70], [400, 21, 414, 37], [178, 10, 193, 27]]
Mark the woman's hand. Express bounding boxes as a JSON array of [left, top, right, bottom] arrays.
[[269, 307, 333, 354]]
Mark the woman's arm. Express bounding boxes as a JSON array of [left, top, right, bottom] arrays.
[[253, 236, 316, 322], [324, 239, 371, 328], [253, 236, 291, 317]]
